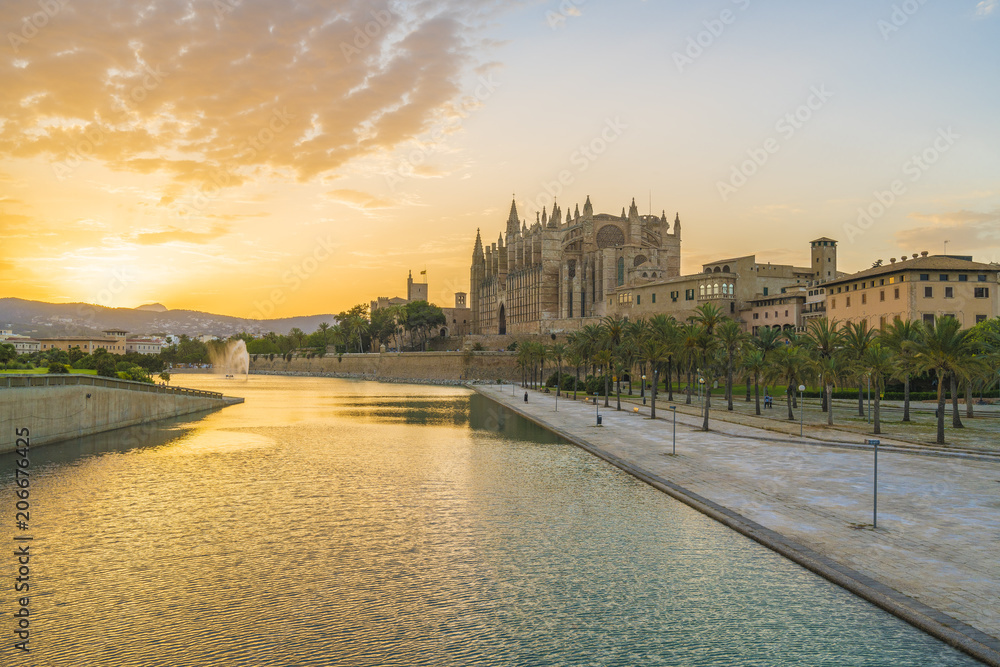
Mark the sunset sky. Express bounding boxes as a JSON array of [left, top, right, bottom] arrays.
[[1, 0, 998, 319]]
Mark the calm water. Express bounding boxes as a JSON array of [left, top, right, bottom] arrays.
[[0, 375, 980, 666]]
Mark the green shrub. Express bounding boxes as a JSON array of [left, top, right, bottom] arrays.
[[47, 362, 69, 374]]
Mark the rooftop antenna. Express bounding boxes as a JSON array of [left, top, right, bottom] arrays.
[[943, 240, 949, 255]]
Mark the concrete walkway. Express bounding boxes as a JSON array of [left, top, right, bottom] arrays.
[[476, 384, 1000, 666]]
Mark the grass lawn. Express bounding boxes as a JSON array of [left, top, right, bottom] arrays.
[[0, 368, 97, 375]]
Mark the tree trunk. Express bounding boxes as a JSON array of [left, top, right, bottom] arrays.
[[650, 368, 658, 419], [786, 385, 795, 421], [604, 370, 609, 408], [950, 373, 963, 428], [936, 372, 946, 444], [726, 367, 734, 411], [754, 375, 761, 415], [639, 362, 645, 402], [573, 371, 578, 401], [746, 375, 752, 402], [557, 361, 562, 396], [667, 358, 674, 402], [873, 384, 882, 435], [821, 381, 828, 412], [685, 368, 692, 404], [902, 374, 911, 422], [965, 379, 973, 418], [857, 382, 865, 417], [827, 384, 834, 426], [616, 380, 621, 411], [702, 384, 711, 431]]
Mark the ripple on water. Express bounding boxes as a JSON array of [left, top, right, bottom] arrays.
[[0, 375, 982, 666]]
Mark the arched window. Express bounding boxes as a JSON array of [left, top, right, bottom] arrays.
[[723, 265, 730, 273], [714, 267, 721, 273], [642, 272, 648, 278], [700, 284, 706, 297], [617, 257, 625, 286], [713, 283, 719, 295]]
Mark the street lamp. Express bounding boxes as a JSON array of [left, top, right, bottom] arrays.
[[798, 384, 805, 436], [670, 405, 677, 455], [594, 392, 601, 426], [698, 377, 705, 409], [867, 439, 880, 528], [642, 374, 647, 405], [867, 374, 872, 424]]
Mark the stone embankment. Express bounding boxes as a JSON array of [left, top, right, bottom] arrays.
[[250, 351, 520, 383], [0, 374, 242, 452]]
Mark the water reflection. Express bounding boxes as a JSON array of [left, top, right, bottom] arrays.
[[0, 375, 980, 667]]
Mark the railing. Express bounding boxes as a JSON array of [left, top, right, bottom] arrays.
[[0, 374, 223, 399]]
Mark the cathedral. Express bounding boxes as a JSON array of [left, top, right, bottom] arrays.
[[470, 196, 681, 335]]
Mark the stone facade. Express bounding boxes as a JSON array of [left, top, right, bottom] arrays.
[[470, 197, 681, 334]]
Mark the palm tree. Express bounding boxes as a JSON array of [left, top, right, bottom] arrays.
[[593, 349, 613, 407], [767, 345, 811, 421], [641, 338, 670, 419], [842, 320, 877, 417], [879, 318, 920, 422], [692, 302, 724, 335], [813, 352, 849, 426], [906, 317, 979, 445], [566, 350, 584, 400], [752, 326, 784, 401], [715, 319, 746, 411], [803, 318, 842, 413], [862, 343, 895, 435], [550, 343, 566, 396], [679, 322, 702, 404], [741, 349, 767, 416], [649, 315, 678, 401]]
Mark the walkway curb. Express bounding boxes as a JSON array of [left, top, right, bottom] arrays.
[[475, 387, 1000, 666]]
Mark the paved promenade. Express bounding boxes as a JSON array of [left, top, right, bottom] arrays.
[[475, 384, 1000, 665]]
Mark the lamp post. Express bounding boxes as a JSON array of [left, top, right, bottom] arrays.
[[642, 374, 647, 405], [698, 377, 705, 410], [867, 439, 880, 528], [594, 392, 601, 426], [670, 405, 677, 455], [798, 384, 805, 436]]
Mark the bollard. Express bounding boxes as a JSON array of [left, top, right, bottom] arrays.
[[524, 392, 528, 403]]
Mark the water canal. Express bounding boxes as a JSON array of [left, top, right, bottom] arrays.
[[0, 375, 981, 666]]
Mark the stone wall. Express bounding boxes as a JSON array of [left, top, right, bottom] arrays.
[[0, 377, 238, 452], [251, 351, 520, 383]]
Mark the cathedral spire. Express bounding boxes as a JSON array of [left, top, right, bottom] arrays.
[[506, 197, 520, 239], [473, 228, 483, 258], [583, 195, 593, 218], [674, 212, 681, 234]]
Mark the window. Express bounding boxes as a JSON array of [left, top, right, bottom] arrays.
[[978, 274, 987, 282], [894, 288, 900, 299], [977, 314, 988, 324], [880, 290, 885, 302], [879, 316, 886, 329], [945, 287, 954, 298], [923, 314, 935, 326], [652, 293, 656, 304], [861, 293, 867, 305], [753, 313, 759, 320], [924, 286, 933, 298], [831, 298, 837, 309], [763, 287, 769, 296], [879, 279, 885, 286], [959, 275, 968, 282], [617, 257, 625, 287], [846, 296, 851, 307], [685, 289, 695, 301], [920, 274, 930, 281], [785, 310, 789, 317], [939, 274, 949, 281], [636, 295, 641, 305], [974, 287, 990, 298], [764, 312, 769, 319]]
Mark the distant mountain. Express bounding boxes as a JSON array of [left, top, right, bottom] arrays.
[[135, 302, 168, 312], [0, 298, 337, 339]]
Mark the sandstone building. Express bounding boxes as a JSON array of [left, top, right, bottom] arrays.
[[470, 197, 681, 334]]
